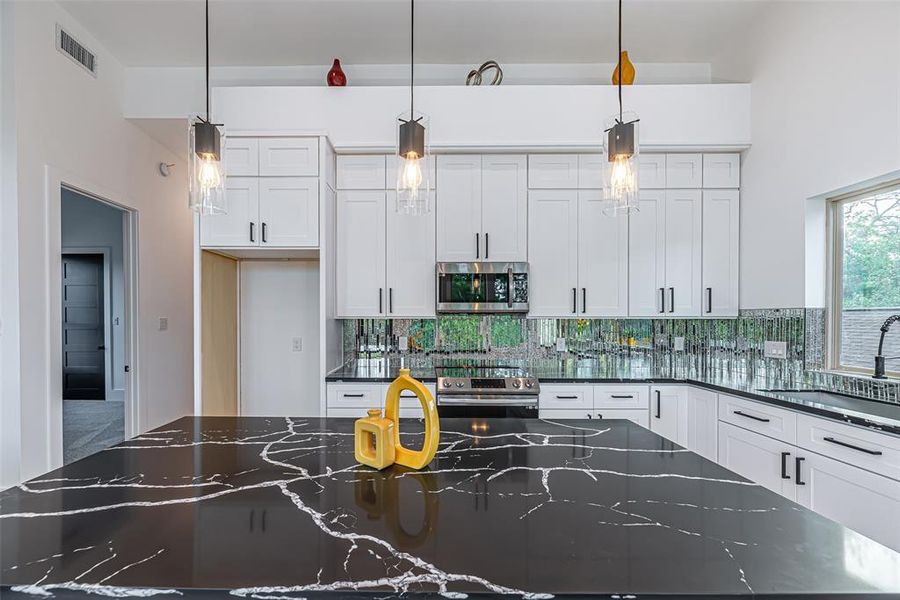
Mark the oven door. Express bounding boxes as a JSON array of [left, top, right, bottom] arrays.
[[436, 394, 539, 418], [436, 262, 528, 313]]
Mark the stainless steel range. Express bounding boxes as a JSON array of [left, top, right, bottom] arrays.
[[435, 364, 540, 418]]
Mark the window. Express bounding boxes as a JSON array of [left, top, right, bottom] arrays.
[[830, 183, 900, 376]]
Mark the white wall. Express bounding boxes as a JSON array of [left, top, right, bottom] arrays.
[[61, 189, 126, 399], [6, 0, 195, 486], [731, 2, 900, 309]]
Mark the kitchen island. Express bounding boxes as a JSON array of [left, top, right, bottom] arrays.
[[2, 416, 899, 598]]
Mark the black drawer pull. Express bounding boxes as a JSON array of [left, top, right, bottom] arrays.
[[610, 395, 634, 399], [795, 456, 805, 485], [342, 393, 365, 398], [733, 410, 771, 423], [655, 390, 661, 419], [400, 394, 418, 399], [781, 451, 791, 479], [596, 413, 603, 419], [556, 395, 579, 400], [823, 437, 883, 456]]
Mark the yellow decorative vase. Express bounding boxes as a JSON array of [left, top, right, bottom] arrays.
[[612, 51, 636, 85], [354, 408, 396, 470], [384, 368, 440, 469]]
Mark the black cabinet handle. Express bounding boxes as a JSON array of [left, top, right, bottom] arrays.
[[823, 436, 883, 456], [262, 222, 268, 243], [655, 390, 661, 419], [485, 232, 489, 259], [706, 287, 713, 314], [572, 288, 577, 314], [659, 288, 665, 313], [582, 288, 587, 313], [342, 393, 365, 398], [586, 413, 592, 420], [596, 413, 603, 419], [389, 288, 394, 313], [733, 410, 771, 423], [378, 288, 383, 314], [249, 222, 255, 243], [556, 395, 579, 399], [475, 233, 479, 259], [610, 395, 634, 399], [795, 456, 805, 485], [668, 287, 675, 313], [781, 451, 791, 479]]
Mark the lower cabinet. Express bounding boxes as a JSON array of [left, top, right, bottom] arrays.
[[718, 421, 797, 501], [649, 386, 688, 445], [686, 387, 718, 461], [539, 408, 648, 428], [326, 383, 436, 418]]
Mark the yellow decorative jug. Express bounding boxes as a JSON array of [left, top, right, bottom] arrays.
[[354, 408, 396, 470], [612, 50, 636, 85], [384, 368, 440, 469]]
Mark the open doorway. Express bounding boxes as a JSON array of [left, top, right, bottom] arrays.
[[60, 188, 127, 464]]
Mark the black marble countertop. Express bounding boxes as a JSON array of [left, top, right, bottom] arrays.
[[3, 416, 900, 598], [327, 358, 900, 435]]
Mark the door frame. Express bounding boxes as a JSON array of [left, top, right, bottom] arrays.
[[61, 247, 113, 402], [45, 166, 140, 470]]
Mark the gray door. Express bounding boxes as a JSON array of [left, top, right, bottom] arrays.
[[62, 254, 106, 400]]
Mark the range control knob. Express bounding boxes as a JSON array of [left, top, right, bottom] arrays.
[[442, 380, 451, 388], [512, 379, 521, 389], [524, 379, 534, 388], [456, 381, 465, 388]]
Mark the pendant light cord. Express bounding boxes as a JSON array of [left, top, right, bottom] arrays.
[[617, 0, 623, 123], [205, 0, 210, 122], [410, 0, 414, 119]]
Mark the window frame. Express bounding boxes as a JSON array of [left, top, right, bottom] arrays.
[[828, 181, 900, 378]]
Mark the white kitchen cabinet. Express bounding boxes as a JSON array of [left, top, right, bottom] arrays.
[[594, 385, 649, 410], [701, 190, 739, 316], [386, 155, 436, 190], [796, 413, 900, 482], [718, 394, 798, 445], [436, 155, 482, 261], [795, 449, 900, 553], [577, 154, 604, 189], [539, 385, 593, 410], [385, 191, 436, 317], [528, 154, 579, 189], [259, 137, 319, 176], [481, 155, 528, 261], [326, 383, 435, 418], [578, 190, 628, 316], [664, 189, 703, 316], [686, 387, 718, 461], [224, 138, 259, 177], [539, 408, 596, 420], [594, 409, 650, 428], [649, 386, 688, 445], [628, 190, 666, 316], [258, 178, 319, 247], [702, 154, 740, 188], [336, 155, 386, 189], [665, 153, 702, 188], [200, 177, 260, 247], [336, 191, 386, 317], [718, 421, 797, 501], [528, 190, 578, 316], [639, 154, 666, 189]]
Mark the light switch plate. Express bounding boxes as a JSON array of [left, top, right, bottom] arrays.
[[398, 336, 409, 352], [292, 337, 303, 352], [764, 340, 787, 359], [556, 337, 567, 352], [158, 317, 168, 331], [674, 337, 685, 352]]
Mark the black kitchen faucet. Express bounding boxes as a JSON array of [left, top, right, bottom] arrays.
[[874, 314, 900, 379]]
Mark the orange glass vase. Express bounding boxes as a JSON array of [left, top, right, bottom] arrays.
[[612, 51, 635, 85]]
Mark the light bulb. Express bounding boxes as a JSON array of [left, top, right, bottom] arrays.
[[399, 154, 424, 191], [198, 155, 222, 190], [609, 154, 637, 198]]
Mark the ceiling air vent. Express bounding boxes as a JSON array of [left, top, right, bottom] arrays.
[[56, 25, 97, 77]]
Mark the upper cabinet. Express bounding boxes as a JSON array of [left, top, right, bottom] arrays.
[[201, 136, 320, 249], [702, 190, 740, 316], [436, 155, 527, 262], [665, 153, 703, 188], [639, 154, 667, 189], [702, 154, 741, 188], [528, 155, 579, 189]]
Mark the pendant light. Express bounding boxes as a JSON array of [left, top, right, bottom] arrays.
[[189, 0, 226, 215], [602, 0, 640, 216], [395, 0, 431, 215]]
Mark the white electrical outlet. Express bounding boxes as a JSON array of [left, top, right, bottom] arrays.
[[398, 336, 409, 352], [556, 337, 567, 352], [292, 337, 303, 352], [764, 340, 787, 359], [158, 317, 168, 331], [674, 337, 685, 352]]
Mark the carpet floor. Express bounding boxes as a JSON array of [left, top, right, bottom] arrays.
[[63, 400, 124, 465]]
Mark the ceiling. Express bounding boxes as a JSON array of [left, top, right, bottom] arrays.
[[58, 0, 767, 68]]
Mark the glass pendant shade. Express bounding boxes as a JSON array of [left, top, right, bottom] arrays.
[[189, 118, 227, 215], [602, 111, 640, 216], [395, 110, 431, 215]]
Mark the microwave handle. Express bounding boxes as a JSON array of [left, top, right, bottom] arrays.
[[507, 267, 513, 308]]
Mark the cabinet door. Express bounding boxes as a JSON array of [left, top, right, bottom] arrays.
[[593, 409, 650, 429], [539, 408, 595, 420], [481, 155, 528, 261], [628, 190, 666, 316], [664, 189, 702, 316], [796, 451, 900, 553], [436, 155, 482, 261], [258, 137, 319, 176], [702, 190, 739, 317], [577, 154, 605, 189], [258, 178, 319, 247], [639, 154, 666, 189], [702, 154, 740, 188], [665, 153, 702, 188], [578, 190, 628, 316], [224, 137, 259, 177], [717, 422, 797, 501], [386, 191, 436, 318], [527, 154, 579, 189], [336, 155, 387, 189], [686, 387, 718, 461], [539, 385, 593, 410], [200, 177, 259, 247], [336, 191, 386, 317], [527, 190, 578, 317], [649, 386, 687, 445]]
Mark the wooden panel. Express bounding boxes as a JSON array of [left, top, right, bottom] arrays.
[[201, 251, 238, 416]]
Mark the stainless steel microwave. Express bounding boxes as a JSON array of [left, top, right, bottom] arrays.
[[436, 262, 529, 314]]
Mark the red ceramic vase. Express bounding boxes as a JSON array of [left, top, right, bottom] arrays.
[[327, 59, 347, 87]]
